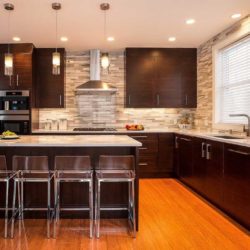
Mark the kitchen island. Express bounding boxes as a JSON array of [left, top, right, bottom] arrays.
[[0, 135, 141, 228]]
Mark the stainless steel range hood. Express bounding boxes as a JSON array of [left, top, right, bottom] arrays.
[[75, 50, 117, 94]]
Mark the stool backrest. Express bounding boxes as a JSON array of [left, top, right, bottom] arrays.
[[0, 155, 7, 171], [98, 155, 135, 170], [12, 156, 49, 171], [55, 156, 91, 171]]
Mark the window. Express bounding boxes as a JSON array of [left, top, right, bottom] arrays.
[[215, 35, 250, 125]]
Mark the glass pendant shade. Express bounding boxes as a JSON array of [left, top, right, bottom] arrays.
[[101, 53, 110, 69], [52, 51, 60, 75], [4, 53, 13, 76]]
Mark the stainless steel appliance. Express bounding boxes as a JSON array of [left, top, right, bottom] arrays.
[[0, 91, 30, 134]]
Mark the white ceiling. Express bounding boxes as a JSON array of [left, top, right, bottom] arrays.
[[0, 0, 249, 51]]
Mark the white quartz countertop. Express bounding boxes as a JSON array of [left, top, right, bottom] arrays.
[[0, 135, 142, 147]]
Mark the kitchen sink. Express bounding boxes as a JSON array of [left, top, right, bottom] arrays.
[[212, 135, 244, 139]]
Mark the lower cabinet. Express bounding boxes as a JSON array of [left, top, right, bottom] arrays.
[[129, 133, 174, 178], [175, 134, 250, 231], [223, 144, 250, 230]]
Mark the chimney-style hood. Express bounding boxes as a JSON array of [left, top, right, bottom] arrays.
[[75, 50, 117, 94]]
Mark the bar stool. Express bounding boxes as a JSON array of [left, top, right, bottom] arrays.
[[0, 155, 16, 238], [95, 155, 136, 238], [11, 156, 54, 238], [54, 156, 93, 238]]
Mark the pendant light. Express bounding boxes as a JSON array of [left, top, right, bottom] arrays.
[[100, 3, 110, 70], [4, 3, 14, 76], [52, 3, 61, 75]]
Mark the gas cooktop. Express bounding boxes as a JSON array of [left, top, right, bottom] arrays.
[[73, 128, 117, 132]]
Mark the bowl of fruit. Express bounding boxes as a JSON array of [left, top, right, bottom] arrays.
[[1, 130, 19, 140], [125, 124, 144, 131]]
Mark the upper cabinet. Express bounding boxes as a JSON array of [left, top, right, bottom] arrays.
[[125, 48, 197, 108], [34, 48, 65, 108], [0, 43, 34, 90]]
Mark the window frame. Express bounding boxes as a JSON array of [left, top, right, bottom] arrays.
[[212, 23, 250, 131]]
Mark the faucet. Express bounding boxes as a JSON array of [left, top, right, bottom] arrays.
[[229, 114, 250, 136]]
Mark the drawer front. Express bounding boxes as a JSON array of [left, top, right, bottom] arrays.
[[138, 156, 158, 173], [129, 134, 158, 142]]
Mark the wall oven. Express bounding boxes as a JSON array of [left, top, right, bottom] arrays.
[[0, 90, 30, 135]]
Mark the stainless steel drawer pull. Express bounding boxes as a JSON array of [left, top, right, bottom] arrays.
[[175, 137, 179, 149], [228, 149, 250, 156], [139, 163, 148, 166], [206, 144, 211, 160], [201, 142, 206, 158], [139, 147, 148, 150], [180, 137, 191, 142], [131, 136, 148, 138]]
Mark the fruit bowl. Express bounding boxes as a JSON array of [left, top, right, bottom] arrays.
[[125, 124, 144, 131]]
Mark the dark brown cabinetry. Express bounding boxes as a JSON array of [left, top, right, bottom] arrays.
[[0, 44, 34, 90], [129, 133, 174, 178], [34, 48, 65, 108], [192, 138, 224, 207], [223, 144, 250, 230], [178, 135, 194, 186], [125, 48, 197, 108]]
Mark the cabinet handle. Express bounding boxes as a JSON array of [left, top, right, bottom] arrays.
[[228, 149, 250, 156], [131, 136, 148, 138], [157, 94, 160, 106], [175, 137, 179, 149], [139, 147, 148, 150], [139, 163, 148, 166], [16, 74, 19, 86], [185, 95, 188, 105], [206, 144, 211, 160], [201, 142, 206, 158], [180, 137, 191, 142], [128, 95, 131, 105], [9, 76, 12, 87], [59, 95, 62, 106]]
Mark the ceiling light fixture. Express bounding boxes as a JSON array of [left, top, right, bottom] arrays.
[[4, 3, 14, 76], [168, 37, 176, 42], [60, 36, 68, 42], [100, 3, 110, 70], [12, 36, 21, 42], [231, 13, 241, 19], [107, 36, 114, 42], [186, 18, 196, 25], [52, 2, 61, 75]]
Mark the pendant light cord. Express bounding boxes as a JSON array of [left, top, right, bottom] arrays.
[[7, 11, 10, 54], [55, 9, 58, 52]]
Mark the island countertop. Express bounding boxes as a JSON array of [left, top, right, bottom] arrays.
[[0, 135, 142, 147]]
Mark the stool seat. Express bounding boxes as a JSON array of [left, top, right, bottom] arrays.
[[0, 171, 16, 181], [96, 170, 135, 180], [56, 171, 92, 181], [15, 172, 54, 181]]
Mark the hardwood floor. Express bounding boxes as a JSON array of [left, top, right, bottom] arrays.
[[0, 179, 249, 250]]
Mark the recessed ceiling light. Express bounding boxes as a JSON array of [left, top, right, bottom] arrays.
[[60, 37, 68, 42], [12, 37, 21, 42], [186, 18, 196, 25], [231, 13, 241, 19], [168, 37, 176, 42], [107, 36, 115, 42]]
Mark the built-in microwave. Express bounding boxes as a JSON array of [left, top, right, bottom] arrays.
[[0, 117, 30, 135]]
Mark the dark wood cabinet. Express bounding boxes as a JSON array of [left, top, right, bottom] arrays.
[[34, 48, 65, 108], [125, 48, 197, 108], [0, 44, 34, 90], [178, 135, 194, 186], [128, 133, 174, 178], [223, 144, 250, 230], [158, 133, 174, 174]]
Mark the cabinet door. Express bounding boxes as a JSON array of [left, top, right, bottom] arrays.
[[223, 145, 250, 230], [125, 49, 155, 108], [192, 137, 207, 195], [158, 133, 174, 174], [204, 140, 223, 207], [35, 48, 65, 108], [0, 44, 12, 90], [179, 135, 193, 186]]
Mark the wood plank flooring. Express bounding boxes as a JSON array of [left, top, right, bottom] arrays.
[[0, 179, 249, 250]]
